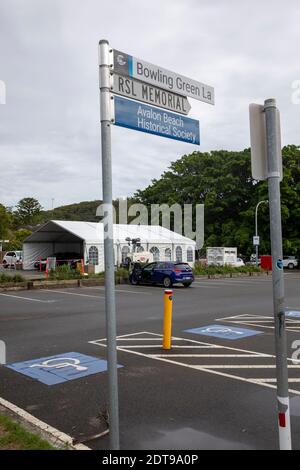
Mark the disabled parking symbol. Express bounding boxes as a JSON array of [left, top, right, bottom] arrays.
[[7, 352, 123, 385], [185, 324, 264, 340], [30, 357, 88, 372]]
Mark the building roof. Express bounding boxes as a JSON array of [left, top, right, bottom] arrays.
[[24, 220, 196, 246]]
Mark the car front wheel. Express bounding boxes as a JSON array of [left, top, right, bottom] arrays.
[[183, 282, 192, 288], [163, 276, 172, 288], [130, 277, 139, 286]]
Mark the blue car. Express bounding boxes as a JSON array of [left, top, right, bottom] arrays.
[[129, 261, 194, 288]]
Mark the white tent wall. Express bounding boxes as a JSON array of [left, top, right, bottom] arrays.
[[85, 243, 105, 273], [23, 221, 196, 271], [23, 243, 54, 270]]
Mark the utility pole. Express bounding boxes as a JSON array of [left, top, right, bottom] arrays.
[[99, 39, 120, 450], [265, 98, 291, 450]]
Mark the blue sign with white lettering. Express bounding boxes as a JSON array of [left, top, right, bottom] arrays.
[[114, 96, 200, 145], [185, 324, 263, 340], [7, 352, 122, 386], [286, 310, 300, 318]]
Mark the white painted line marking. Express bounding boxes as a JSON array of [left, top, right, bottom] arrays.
[[193, 365, 300, 369], [216, 314, 300, 334], [150, 354, 271, 358], [44, 290, 105, 300], [0, 396, 90, 450], [0, 293, 56, 303], [253, 379, 300, 383], [83, 286, 152, 295], [90, 331, 300, 396]]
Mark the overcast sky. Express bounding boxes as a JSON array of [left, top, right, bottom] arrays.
[[0, 0, 299, 210]]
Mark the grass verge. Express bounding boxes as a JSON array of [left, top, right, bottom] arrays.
[[0, 414, 55, 450]]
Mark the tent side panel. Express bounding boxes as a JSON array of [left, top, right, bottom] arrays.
[[23, 243, 53, 270]]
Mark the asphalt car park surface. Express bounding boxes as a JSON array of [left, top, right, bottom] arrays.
[[0, 273, 300, 449]]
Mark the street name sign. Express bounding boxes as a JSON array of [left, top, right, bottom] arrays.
[[113, 96, 200, 145], [113, 74, 191, 115], [113, 49, 214, 105]]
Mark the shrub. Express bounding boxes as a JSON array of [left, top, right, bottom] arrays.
[[193, 262, 262, 276], [48, 264, 81, 280], [115, 268, 129, 280], [0, 273, 25, 284]]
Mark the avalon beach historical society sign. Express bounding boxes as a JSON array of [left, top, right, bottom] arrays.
[[113, 95, 200, 145]]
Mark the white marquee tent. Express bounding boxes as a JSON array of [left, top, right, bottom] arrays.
[[23, 220, 196, 272]]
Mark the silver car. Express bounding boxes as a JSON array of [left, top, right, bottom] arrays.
[[2, 251, 23, 268]]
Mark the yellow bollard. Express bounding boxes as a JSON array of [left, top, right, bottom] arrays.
[[163, 289, 173, 350]]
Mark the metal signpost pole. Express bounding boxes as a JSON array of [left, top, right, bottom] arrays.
[[99, 39, 120, 450], [255, 203, 259, 267], [255, 200, 268, 267], [265, 98, 291, 450]]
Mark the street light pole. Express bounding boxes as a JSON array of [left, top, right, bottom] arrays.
[[255, 200, 268, 266]]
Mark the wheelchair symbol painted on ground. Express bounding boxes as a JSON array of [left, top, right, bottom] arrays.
[[185, 324, 264, 340], [30, 357, 88, 372], [200, 326, 244, 335], [7, 352, 122, 385]]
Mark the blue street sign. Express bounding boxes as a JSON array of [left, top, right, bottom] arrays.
[[185, 324, 263, 340], [114, 96, 200, 145], [7, 352, 123, 386]]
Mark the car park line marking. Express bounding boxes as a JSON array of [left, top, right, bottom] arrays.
[[89, 331, 300, 396], [252, 379, 300, 384], [0, 395, 90, 450], [149, 354, 271, 358], [0, 293, 56, 303], [83, 286, 153, 295], [215, 314, 300, 334], [43, 290, 105, 300]]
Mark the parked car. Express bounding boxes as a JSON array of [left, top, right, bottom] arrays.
[[232, 257, 245, 268], [2, 251, 23, 268], [283, 256, 298, 270], [34, 252, 82, 271], [129, 261, 195, 288]]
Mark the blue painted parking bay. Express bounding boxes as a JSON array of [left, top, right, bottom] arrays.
[[7, 352, 123, 386], [185, 324, 264, 340]]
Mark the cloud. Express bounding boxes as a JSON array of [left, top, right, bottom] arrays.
[[0, 0, 299, 209]]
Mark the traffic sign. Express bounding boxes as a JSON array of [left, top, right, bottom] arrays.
[[249, 103, 283, 181], [253, 236, 260, 246], [113, 74, 191, 115], [113, 49, 214, 105], [113, 96, 200, 145]]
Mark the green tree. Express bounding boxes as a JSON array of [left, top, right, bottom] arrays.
[[14, 198, 43, 227], [0, 204, 12, 240], [6, 229, 32, 251], [134, 146, 300, 258]]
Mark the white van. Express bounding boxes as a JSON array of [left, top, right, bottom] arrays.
[[2, 251, 23, 268]]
